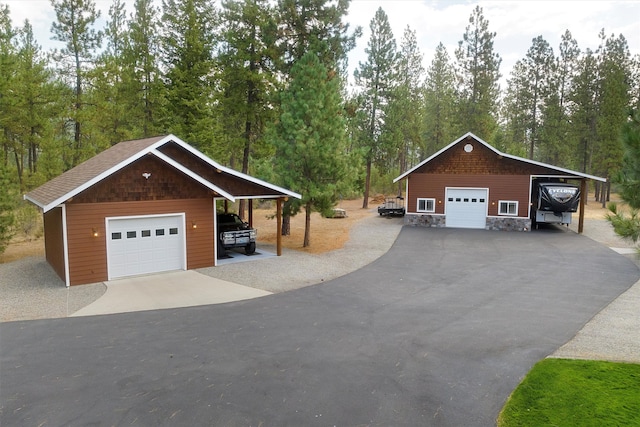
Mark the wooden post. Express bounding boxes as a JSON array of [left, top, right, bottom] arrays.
[[248, 199, 253, 228], [276, 198, 282, 256], [578, 179, 587, 234]]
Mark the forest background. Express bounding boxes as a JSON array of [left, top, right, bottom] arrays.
[[0, 0, 639, 251]]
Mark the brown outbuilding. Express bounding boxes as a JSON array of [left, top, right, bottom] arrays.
[[24, 135, 300, 286], [394, 132, 605, 232]]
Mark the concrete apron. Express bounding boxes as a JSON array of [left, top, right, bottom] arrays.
[[71, 270, 272, 317]]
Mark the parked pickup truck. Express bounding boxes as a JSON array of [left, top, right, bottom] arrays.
[[217, 213, 256, 257]]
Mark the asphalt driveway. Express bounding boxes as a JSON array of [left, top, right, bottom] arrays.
[[1, 227, 638, 426]]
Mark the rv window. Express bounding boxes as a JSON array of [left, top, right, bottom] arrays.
[[498, 200, 518, 216]]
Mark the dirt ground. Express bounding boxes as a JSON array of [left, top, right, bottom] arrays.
[[0, 193, 626, 264]]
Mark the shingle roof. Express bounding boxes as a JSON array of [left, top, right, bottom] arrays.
[[25, 136, 167, 210], [25, 134, 301, 212], [393, 132, 606, 183]]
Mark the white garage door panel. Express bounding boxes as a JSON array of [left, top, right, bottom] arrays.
[[108, 215, 185, 279], [446, 189, 488, 229]]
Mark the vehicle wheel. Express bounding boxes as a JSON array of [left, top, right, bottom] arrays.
[[245, 242, 256, 255]]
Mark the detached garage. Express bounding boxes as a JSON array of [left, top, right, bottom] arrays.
[[24, 135, 300, 286], [394, 133, 605, 232]]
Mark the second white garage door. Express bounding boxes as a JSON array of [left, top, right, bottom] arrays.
[[107, 214, 186, 280], [445, 188, 488, 229]]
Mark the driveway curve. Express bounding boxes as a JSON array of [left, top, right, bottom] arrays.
[[1, 227, 638, 426]]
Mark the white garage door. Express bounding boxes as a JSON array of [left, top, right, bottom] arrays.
[[107, 215, 186, 280], [445, 188, 488, 229]]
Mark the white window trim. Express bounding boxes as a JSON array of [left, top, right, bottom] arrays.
[[417, 198, 436, 213], [498, 200, 519, 216]]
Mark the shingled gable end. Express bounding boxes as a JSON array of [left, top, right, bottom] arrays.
[[25, 135, 300, 286], [393, 132, 605, 232]]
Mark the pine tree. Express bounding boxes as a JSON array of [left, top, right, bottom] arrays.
[[271, 51, 349, 247], [13, 21, 60, 189], [0, 5, 17, 169], [517, 35, 555, 159], [0, 163, 16, 254], [353, 7, 397, 208], [90, 0, 132, 146], [594, 31, 632, 180], [50, 0, 103, 166], [127, 0, 163, 137], [383, 26, 425, 186], [539, 30, 581, 168], [424, 42, 457, 156], [569, 49, 599, 174], [217, 0, 279, 219], [607, 110, 640, 250], [454, 5, 501, 139], [161, 0, 217, 151], [276, 0, 360, 75]]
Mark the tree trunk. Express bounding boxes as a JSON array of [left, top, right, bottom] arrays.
[[362, 157, 372, 208], [303, 201, 311, 247], [281, 214, 290, 236]]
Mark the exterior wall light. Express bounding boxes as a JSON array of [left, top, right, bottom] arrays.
[[92, 228, 98, 237], [192, 221, 197, 229], [142, 172, 151, 179]]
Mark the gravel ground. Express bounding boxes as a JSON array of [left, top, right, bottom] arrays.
[[2, 212, 639, 365], [198, 213, 404, 292]]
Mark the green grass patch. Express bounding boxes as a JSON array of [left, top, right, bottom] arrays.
[[498, 358, 640, 427]]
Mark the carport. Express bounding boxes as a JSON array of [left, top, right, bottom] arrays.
[[24, 134, 301, 286]]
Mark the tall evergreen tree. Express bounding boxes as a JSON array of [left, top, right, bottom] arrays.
[[0, 5, 17, 168], [424, 42, 457, 156], [50, 0, 103, 166], [274, 0, 359, 232], [594, 31, 632, 180], [0, 163, 16, 255], [383, 26, 425, 182], [12, 21, 60, 189], [454, 5, 501, 139], [539, 30, 581, 168], [520, 35, 555, 159], [353, 7, 397, 208], [161, 0, 217, 151], [271, 50, 350, 247], [607, 110, 640, 250], [218, 0, 279, 219], [90, 0, 131, 146], [127, 0, 163, 137], [569, 48, 599, 174], [276, 0, 360, 75]]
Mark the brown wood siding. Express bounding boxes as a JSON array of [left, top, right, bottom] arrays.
[[65, 198, 214, 286], [43, 207, 66, 282], [407, 174, 530, 216], [158, 143, 282, 197], [416, 136, 564, 176], [70, 155, 213, 204]]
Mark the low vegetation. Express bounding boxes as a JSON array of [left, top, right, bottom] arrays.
[[498, 358, 640, 427]]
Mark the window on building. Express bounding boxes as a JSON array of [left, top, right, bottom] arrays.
[[498, 200, 518, 216], [417, 198, 436, 213]]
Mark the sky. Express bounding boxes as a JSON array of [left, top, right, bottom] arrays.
[[3, 0, 640, 88]]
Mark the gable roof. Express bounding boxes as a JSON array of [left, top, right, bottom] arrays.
[[25, 134, 301, 212], [393, 132, 606, 183]]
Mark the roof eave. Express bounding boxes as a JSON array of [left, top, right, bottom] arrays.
[[169, 136, 302, 199]]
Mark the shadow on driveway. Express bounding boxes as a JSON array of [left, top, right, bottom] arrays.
[[1, 227, 638, 426]]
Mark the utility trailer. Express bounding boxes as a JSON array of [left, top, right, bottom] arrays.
[[532, 182, 580, 227], [378, 196, 405, 217]]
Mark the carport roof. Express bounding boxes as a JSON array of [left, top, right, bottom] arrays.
[[25, 134, 301, 212], [393, 132, 607, 183]]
